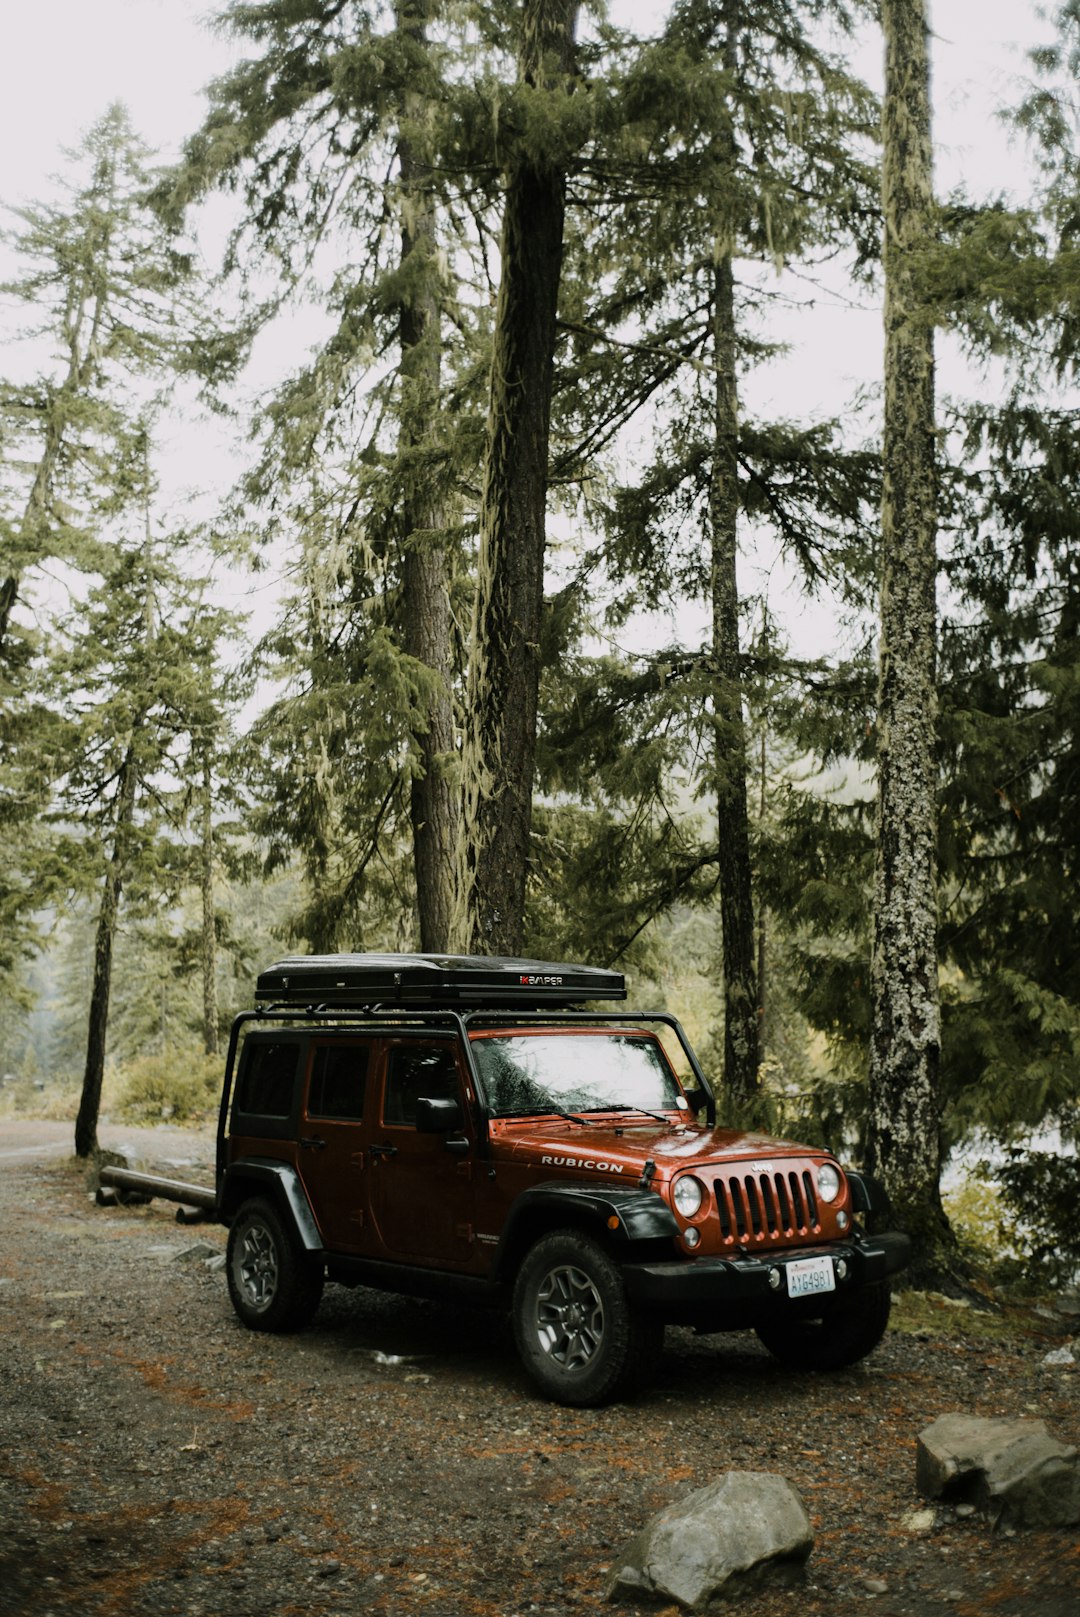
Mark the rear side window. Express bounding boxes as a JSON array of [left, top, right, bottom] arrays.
[[234, 1040, 300, 1121], [307, 1044, 369, 1121]]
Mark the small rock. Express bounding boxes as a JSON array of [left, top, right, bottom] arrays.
[[1042, 1346, 1076, 1367], [606, 1472, 812, 1609], [917, 1413, 1080, 1529], [317, 1560, 341, 1577], [204, 1255, 227, 1273], [1055, 1295, 1080, 1318], [175, 1242, 217, 1262], [954, 1503, 976, 1519], [862, 1577, 889, 1595], [900, 1509, 936, 1534]]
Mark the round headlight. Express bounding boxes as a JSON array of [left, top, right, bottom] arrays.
[[673, 1175, 705, 1218], [817, 1163, 842, 1203]]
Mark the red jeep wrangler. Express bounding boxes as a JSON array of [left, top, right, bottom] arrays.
[[211, 953, 908, 1405]]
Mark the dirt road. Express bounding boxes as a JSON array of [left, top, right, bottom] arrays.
[[0, 1119, 1077, 1616]]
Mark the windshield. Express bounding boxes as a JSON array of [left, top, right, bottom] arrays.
[[471, 1032, 684, 1117]]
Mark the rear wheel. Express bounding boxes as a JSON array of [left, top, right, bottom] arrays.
[[755, 1280, 892, 1371], [226, 1198, 324, 1333], [512, 1229, 662, 1406]]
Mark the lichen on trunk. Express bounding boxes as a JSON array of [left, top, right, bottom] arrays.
[[867, 0, 952, 1276]]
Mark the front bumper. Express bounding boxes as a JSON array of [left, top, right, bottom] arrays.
[[621, 1231, 910, 1311]]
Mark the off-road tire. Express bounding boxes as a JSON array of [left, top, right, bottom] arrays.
[[512, 1229, 663, 1406], [226, 1198, 324, 1334], [755, 1279, 892, 1371]]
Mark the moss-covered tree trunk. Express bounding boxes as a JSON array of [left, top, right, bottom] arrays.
[[711, 249, 760, 1108], [455, 0, 578, 955], [866, 0, 951, 1273], [396, 2, 458, 953], [200, 750, 219, 1058], [74, 749, 136, 1159]]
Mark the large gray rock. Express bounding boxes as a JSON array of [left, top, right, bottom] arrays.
[[917, 1413, 1080, 1528], [605, 1471, 812, 1611]]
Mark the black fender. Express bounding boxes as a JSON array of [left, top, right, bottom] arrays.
[[846, 1170, 895, 1232], [491, 1182, 679, 1282], [220, 1159, 324, 1252]]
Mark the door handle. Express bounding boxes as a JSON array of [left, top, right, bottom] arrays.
[[369, 1142, 398, 1159], [299, 1136, 326, 1150]]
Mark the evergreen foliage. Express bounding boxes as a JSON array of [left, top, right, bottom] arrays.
[[4, 6, 1079, 1269]]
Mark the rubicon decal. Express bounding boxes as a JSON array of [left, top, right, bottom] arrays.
[[519, 974, 563, 986], [541, 1154, 623, 1174]]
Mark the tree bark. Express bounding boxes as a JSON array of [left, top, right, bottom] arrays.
[[74, 749, 136, 1159], [201, 750, 219, 1057], [866, 0, 950, 1272], [455, 0, 578, 956], [711, 250, 761, 1107], [396, 1, 458, 953]]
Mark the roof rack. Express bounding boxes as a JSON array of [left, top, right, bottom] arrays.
[[253, 952, 626, 1010]]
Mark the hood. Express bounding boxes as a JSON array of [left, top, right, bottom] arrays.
[[491, 1116, 833, 1178]]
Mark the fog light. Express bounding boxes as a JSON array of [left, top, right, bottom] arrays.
[[837, 1210, 849, 1231], [835, 1258, 848, 1280], [768, 1267, 782, 1291], [684, 1227, 701, 1249]]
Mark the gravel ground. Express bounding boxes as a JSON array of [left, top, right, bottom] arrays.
[[1, 1117, 1078, 1617]]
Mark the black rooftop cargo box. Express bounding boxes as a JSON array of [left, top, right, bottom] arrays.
[[254, 953, 626, 1009]]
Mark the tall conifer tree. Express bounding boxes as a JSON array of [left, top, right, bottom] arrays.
[[0, 107, 209, 1012], [162, 0, 471, 950]]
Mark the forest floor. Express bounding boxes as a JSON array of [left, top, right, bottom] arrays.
[[0, 1116, 1077, 1617]]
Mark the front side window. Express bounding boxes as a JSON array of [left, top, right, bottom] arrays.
[[472, 1033, 682, 1116], [307, 1044, 369, 1121], [384, 1044, 460, 1127]]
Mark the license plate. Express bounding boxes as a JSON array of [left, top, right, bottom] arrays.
[[786, 1256, 836, 1299]]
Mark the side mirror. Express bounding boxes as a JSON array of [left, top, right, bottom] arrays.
[[415, 1095, 465, 1134]]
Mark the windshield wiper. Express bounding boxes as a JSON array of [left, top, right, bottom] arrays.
[[492, 1107, 589, 1125], [593, 1104, 676, 1126]]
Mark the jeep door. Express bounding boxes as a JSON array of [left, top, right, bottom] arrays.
[[366, 1038, 478, 1267], [295, 1038, 375, 1254]]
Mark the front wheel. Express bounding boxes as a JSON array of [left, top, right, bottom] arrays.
[[226, 1198, 324, 1334], [512, 1229, 662, 1406], [754, 1279, 892, 1371]]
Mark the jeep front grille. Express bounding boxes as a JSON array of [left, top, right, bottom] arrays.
[[712, 1169, 820, 1244]]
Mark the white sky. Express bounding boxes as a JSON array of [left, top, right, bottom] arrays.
[[0, 0, 1056, 657], [0, 1, 1046, 204]]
